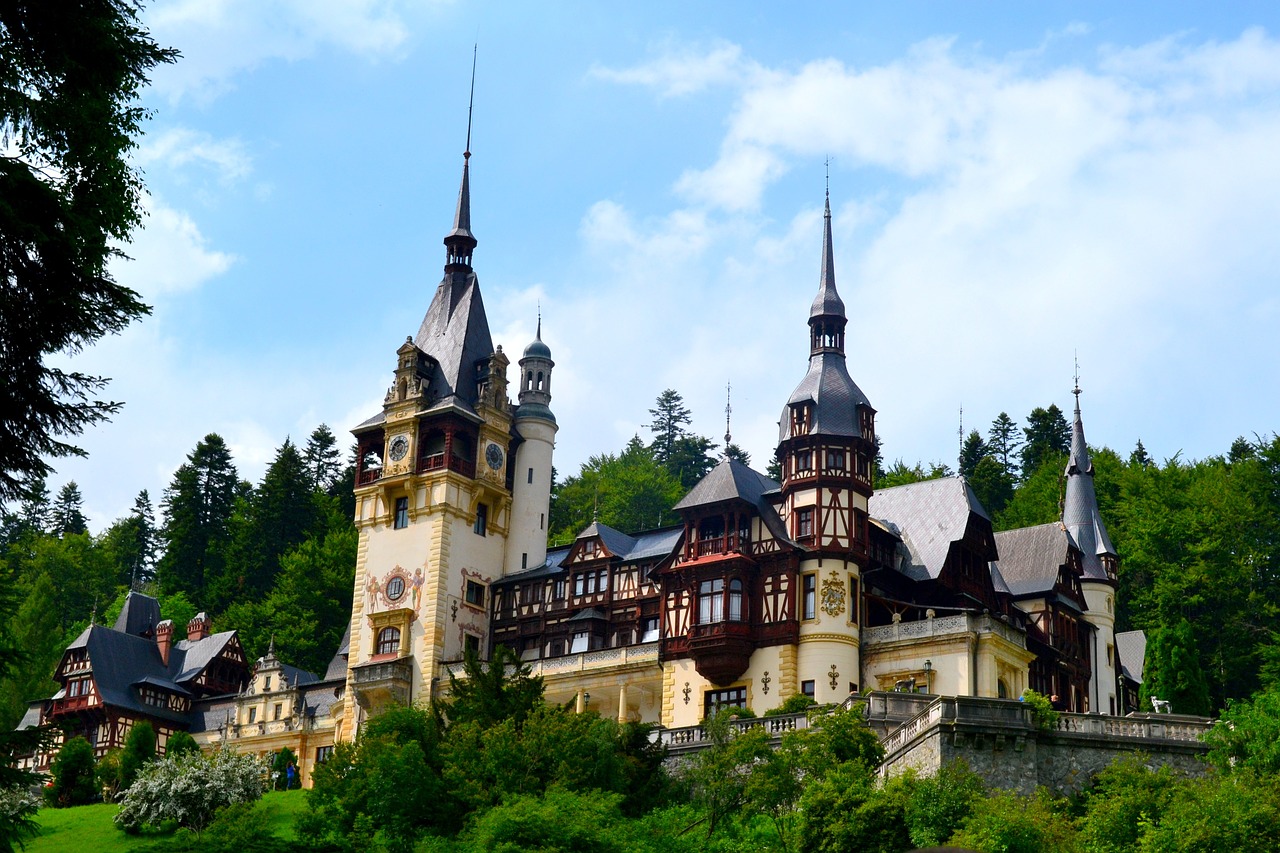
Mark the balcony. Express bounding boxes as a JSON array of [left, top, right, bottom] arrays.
[[862, 613, 1026, 650], [441, 643, 660, 681], [687, 621, 753, 686], [352, 658, 414, 712], [357, 468, 381, 485]]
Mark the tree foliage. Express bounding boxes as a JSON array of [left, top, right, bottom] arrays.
[[118, 719, 157, 792], [47, 735, 97, 807], [0, 0, 176, 505], [157, 434, 242, 604], [549, 437, 683, 542]]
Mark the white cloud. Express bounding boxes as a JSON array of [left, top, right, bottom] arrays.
[[112, 195, 235, 299], [591, 41, 758, 98], [137, 128, 252, 184], [559, 29, 1280, 475], [145, 0, 414, 101]]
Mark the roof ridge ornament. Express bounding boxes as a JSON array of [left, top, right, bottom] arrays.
[[724, 380, 733, 456]]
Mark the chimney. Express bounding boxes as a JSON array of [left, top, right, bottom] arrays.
[[155, 619, 174, 666], [187, 612, 210, 642]]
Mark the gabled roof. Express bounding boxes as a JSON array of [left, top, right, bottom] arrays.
[[674, 457, 778, 511], [869, 477, 991, 581], [169, 631, 238, 683], [575, 520, 637, 557], [1116, 630, 1147, 683], [992, 522, 1071, 597], [68, 626, 190, 723]]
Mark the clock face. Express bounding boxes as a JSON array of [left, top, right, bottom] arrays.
[[485, 443, 504, 471], [388, 435, 409, 462]]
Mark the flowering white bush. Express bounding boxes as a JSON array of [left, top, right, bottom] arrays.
[[0, 784, 41, 848], [114, 747, 267, 833]]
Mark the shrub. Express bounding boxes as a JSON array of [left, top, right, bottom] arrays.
[[270, 746, 298, 790], [901, 759, 986, 847], [132, 800, 292, 853], [950, 787, 1079, 853], [0, 784, 40, 849], [763, 694, 818, 717], [118, 720, 157, 791], [1021, 689, 1060, 731], [1077, 754, 1178, 853], [47, 735, 97, 807], [115, 747, 267, 834], [166, 730, 200, 758], [96, 748, 123, 801]]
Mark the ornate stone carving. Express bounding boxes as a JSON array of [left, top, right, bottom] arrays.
[[820, 570, 845, 617]]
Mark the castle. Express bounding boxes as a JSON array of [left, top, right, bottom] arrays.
[[338, 146, 1144, 735]]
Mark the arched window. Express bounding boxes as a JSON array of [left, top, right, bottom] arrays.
[[728, 579, 744, 621], [376, 627, 400, 656], [536, 370, 544, 391], [997, 679, 1009, 699]]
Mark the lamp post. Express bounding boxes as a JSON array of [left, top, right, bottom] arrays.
[[923, 659, 932, 694]]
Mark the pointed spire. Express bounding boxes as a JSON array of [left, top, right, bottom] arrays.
[[811, 190, 845, 320], [444, 46, 478, 269], [724, 381, 733, 453], [1062, 374, 1117, 582]]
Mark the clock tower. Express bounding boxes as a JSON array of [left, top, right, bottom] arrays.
[[339, 142, 522, 736]]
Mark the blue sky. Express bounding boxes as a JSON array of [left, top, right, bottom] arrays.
[[49, 1, 1280, 531]]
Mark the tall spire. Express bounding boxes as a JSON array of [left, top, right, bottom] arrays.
[[444, 45, 478, 269], [808, 188, 847, 356], [1062, 375, 1117, 582]]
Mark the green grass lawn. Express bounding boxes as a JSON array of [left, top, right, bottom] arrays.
[[23, 789, 308, 851]]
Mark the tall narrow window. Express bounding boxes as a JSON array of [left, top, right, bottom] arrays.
[[474, 503, 488, 536], [699, 579, 725, 624], [728, 579, 744, 621], [796, 508, 814, 539], [527, 467, 534, 484], [803, 573, 816, 620], [394, 497, 408, 529]]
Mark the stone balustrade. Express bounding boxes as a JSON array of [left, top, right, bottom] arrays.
[[862, 612, 1025, 649]]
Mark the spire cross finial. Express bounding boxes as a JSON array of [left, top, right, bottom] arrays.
[[536, 303, 542, 340], [825, 157, 831, 198], [465, 44, 477, 160], [724, 381, 733, 451]]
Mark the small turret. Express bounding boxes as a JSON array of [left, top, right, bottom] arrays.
[[507, 316, 558, 575]]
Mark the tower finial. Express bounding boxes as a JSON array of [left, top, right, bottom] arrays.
[[536, 304, 542, 341], [958, 404, 964, 470], [1073, 352, 1082, 411], [465, 44, 476, 160], [724, 381, 733, 453]]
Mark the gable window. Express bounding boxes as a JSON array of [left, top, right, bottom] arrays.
[[803, 573, 816, 620], [474, 503, 488, 536], [264, 676, 272, 692], [465, 580, 486, 608], [705, 686, 747, 716], [394, 497, 409, 529], [248, 707, 257, 724], [699, 579, 725, 624], [376, 627, 401, 656], [796, 508, 814, 540]]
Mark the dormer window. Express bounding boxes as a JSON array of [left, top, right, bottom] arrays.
[[790, 404, 812, 436], [264, 676, 272, 692]]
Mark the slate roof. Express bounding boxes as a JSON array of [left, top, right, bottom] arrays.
[[324, 624, 351, 681], [187, 696, 237, 734], [113, 591, 160, 637], [67, 625, 195, 723], [992, 523, 1071, 597], [869, 477, 990, 581], [302, 682, 342, 719], [674, 457, 778, 511], [576, 521, 637, 557], [170, 631, 238, 684], [1062, 398, 1117, 581], [1116, 630, 1147, 684]]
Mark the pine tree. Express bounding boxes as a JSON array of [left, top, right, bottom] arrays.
[[647, 389, 693, 468], [1021, 404, 1071, 479], [959, 430, 989, 478], [304, 424, 343, 492], [231, 438, 324, 598], [725, 443, 751, 466], [51, 482, 88, 536], [157, 434, 241, 603], [1130, 438, 1153, 468], [18, 476, 51, 534], [987, 412, 1022, 472]]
